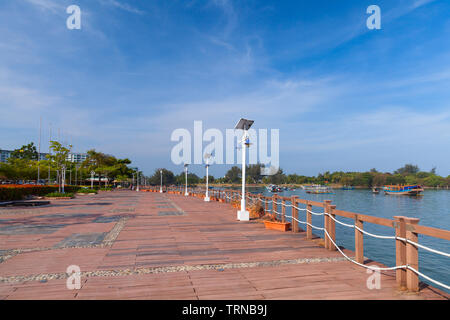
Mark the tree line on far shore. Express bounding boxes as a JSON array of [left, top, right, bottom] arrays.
[[147, 164, 450, 188]]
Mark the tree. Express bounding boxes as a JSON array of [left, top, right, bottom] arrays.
[[395, 164, 419, 175], [224, 166, 241, 183], [10, 142, 38, 160], [149, 168, 175, 185], [47, 141, 72, 192]]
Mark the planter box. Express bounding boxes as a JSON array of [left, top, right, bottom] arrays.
[[263, 220, 291, 232]]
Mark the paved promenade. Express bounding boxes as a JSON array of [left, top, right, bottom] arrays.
[[0, 191, 447, 300]]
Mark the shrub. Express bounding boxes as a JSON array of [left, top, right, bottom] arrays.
[[0, 185, 81, 201], [45, 192, 74, 198], [77, 188, 97, 194]]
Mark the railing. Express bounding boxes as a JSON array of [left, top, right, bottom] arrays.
[[145, 185, 450, 293]]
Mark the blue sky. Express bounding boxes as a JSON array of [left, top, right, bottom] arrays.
[[1, 0, 450, 177]]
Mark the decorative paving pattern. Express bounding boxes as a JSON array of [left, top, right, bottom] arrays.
[[55, 233, 107, 247]]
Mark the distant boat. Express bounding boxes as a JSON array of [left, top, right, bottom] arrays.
[[305, 185, 334, 194], [383, 185, 424, 196], [341, 186, 355, 190], [372, 187, 380, 194], [266, 184, 282, 192]]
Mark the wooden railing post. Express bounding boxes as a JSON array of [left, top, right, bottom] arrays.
[[394, 216, 407, 290], [405, 217, 420, 292], [328, 205, 337, 251], [281, 199, 286, 223], [264, 196, 268, 214], [291, 196, 298, 233], [355, 214, 364, 264], [323, 200, 332, 249], [306, 201, 312, 240], [272, 194, 277, 219]]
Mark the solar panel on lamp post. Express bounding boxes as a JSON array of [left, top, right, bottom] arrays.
[[234, 118, 254, 221], [184, 164, 189, 196], [204, 153, 212, 202]]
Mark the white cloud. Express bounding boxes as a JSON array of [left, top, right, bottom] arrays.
[[99, 0, 145, 15]]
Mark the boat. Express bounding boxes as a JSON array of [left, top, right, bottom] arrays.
[[305, 185, 334, 194], [266, 184, 282, 192], [383, 185, 424, 196], [341, 186, 355, 190], [372, 187, 380, 194]]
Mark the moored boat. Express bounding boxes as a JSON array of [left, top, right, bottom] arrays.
[[372, 187, 380, 194], [305, 185, 334, 194], [383, 185, 424, 196]]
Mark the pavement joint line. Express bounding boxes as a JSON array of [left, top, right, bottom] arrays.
[[162, 195, 185, 214], [0, 217, 128, 264], [0, 256, 352, 284]]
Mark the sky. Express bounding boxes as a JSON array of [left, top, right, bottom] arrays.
[[1, 0, 450, 178]]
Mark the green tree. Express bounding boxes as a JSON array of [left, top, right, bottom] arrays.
[[10, 142, 38, 160], [395, 164, 419, 175], [224, 166, 241, 183]]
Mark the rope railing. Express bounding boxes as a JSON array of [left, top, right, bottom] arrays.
[[149, 185, 450, 292]]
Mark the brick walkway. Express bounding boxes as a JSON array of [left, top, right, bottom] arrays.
[[0, 191, 447, 300]]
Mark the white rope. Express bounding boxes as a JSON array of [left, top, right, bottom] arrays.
[[406, 266, 450, 291], [323, 229, 405, 271], [292, 205, 307, 211], [306, 208, 324, 216], [405, 239, 450, 258]]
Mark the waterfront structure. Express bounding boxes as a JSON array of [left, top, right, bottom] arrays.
[[66, 152, 87, 163], [0, 149, 49, 163]]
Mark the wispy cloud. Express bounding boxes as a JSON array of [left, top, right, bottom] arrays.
[[99, 0, 145, 15], [24, 0, 64, 13]]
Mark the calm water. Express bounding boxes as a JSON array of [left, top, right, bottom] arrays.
[[227, 186, 450, 293]]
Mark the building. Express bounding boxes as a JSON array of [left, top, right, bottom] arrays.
[[0, 149, 12, 163], [66, 153, 88, 163], [0, 149, 49, 163]]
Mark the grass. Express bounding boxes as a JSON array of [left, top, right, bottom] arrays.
[[45, 192, 74, 198]]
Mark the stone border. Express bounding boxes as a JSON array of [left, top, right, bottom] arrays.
[[0, 256, 352, 284]]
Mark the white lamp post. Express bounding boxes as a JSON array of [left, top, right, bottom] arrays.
[[184, 164, 189, 196], [61, 164, 66, 193], [90, 171, 95, 189], [160, 169, 163, 193], [136, 171, 140, 192], [234, 118, 254, 221], [204, 153, 212, 202]]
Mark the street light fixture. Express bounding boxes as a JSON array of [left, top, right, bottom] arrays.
[[160, 169, 163, 193], [184, 164, 189, 196], [234, 118, 254, 221], [204, 153, 212, 202]]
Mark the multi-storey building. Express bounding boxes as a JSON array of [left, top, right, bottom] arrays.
[[66, 153, 88, 163]]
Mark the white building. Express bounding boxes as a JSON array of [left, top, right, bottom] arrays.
[[66, 153, 88, 163]]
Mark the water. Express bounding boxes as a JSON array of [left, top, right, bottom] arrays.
[[234, 186, 450, 293]]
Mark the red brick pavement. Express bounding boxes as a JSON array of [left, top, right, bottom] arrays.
[[0, 190, 447, 300]]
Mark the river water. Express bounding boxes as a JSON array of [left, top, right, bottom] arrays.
[[240, 187, 450, 293]]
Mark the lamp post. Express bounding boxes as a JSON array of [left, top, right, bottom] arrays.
[[204, 153, 212, 202], [234, 118, 254, 221], [160, 170, 163, 193], [136, 171, 140, 192], [61, 164, 66, 193], [90, 171, 95, 189], [184, 164, 189, 196]]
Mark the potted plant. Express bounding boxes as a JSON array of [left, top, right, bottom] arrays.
[[262, 212, 291, 231]]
